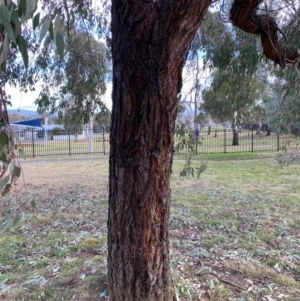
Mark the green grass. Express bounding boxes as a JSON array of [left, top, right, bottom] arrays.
[[174, 151, 273, 161], [1, 157, 300, 300], [18, 131, 299, 159]]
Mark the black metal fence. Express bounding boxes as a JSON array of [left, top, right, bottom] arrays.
[[175, 128, 298, 155], [12, 128, 298, 158], [13, 128, 110, 158]]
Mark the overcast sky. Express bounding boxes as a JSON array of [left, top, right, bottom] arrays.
[[7, 57, 207, 113], [7, 82, 113, 112]]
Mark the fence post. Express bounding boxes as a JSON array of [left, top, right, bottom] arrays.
[[224, 129, 226, 153], [31, 129, 35, 158], [68, 129, 71, 156], [103, 127, 106, 155], [277, 133, 280, 151], [251, 128, 254, 152]]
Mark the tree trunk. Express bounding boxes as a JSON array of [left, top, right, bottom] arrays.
[[232, 123, 239, 146], [232, 129, 239, 145], [214, 128, 217, 138], [266, 128, 271, 136], [207, 125, 211, 135], [108, 1, 212, 300], [256, 122, 262, 135]]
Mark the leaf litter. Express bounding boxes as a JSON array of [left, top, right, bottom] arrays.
[[0, 157, 299, 300]]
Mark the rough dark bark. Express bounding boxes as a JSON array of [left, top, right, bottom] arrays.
[[230, 0, 299, 68], [108, 1, 212, 300]]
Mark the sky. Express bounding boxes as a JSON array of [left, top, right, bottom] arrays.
[[6, 59, 207, 114], [7, 82, 113, 112]]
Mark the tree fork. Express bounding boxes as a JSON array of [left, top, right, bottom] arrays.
[[230, 0, 299, 68], [108, 0, 211, 300]]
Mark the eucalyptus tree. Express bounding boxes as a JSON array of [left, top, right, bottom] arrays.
[[202, 68, 264, 145], [0, 1, 300, 300], [34, 30, 108, 125], [108, 1, 298, 300], [95, 107, 111, 129]]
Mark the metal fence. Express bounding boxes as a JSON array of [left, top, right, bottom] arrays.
[[12, 128, 298, 158], [174, 129, 298, 154], [13, 128, 110, 158], [174, 128, 298, 155]]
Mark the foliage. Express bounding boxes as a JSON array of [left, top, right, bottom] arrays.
[[0, 0, 91, 235], [176, 133, 207, 179], [34, 28, 109, 126], [94, 107, 111, 129], [0, 130, 26, 235], [52, 127, 64, 136], [198, 12, 267, 128], [275, 138, 300, 168]]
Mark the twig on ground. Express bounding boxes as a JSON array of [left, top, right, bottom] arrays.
[[195, 271, 246, 290]]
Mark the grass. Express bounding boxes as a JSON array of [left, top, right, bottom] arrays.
[[16, 129, 300, 159], [0, 155, 300, 300]]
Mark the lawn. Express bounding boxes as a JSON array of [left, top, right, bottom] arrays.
[[15, 130, 300, 158], [0, 156, 299, 300]]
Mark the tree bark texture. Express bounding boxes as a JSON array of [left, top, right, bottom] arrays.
[[108, 1, 211, 300]]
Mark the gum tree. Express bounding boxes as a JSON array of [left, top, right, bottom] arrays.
[[108, 1, 299, 300], [0, 0, 299, 300]]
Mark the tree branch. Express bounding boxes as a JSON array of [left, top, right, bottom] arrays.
[[230, 0, 299, 68]]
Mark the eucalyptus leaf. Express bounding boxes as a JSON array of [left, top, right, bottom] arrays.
[[0, 3, 16, 44], [18, 0, 26, 16], [56, 32, 64, 59], [11, 165, 21, 179], [49, 19, 53, 40], [0, 175, 10, 190], [0, 131, 9, 147], [0, 218, 14, 236], [3, 35, 9, 57], [25, 0, 37, 19], [16, 34, 28, 68], [32, 12, 39, 30], [39, 18, 50, 43], [2, 183, 12, 196], [54, 13, 62, 34], [18, 148, 26, 160], [0, 50, 4, 66], [11, 9, 21, 37]]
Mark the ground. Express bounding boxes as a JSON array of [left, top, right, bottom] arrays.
[[0, 155, 300, 300]]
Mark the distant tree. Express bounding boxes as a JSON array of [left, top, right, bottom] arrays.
[[202, 67, 264, 145], [35, 30, 109, 125], [95, 107, 111, 129]]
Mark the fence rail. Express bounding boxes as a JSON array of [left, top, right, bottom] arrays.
[[13, 128, 110, 158], [11, 128, 299, 158], [175, 128, 298, 155]]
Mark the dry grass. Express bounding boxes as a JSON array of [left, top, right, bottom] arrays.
[[20, 156, 108, 189], [0, 156, 300, 301]]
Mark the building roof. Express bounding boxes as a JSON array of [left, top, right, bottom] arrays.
[[10, 118, 43, 128]]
